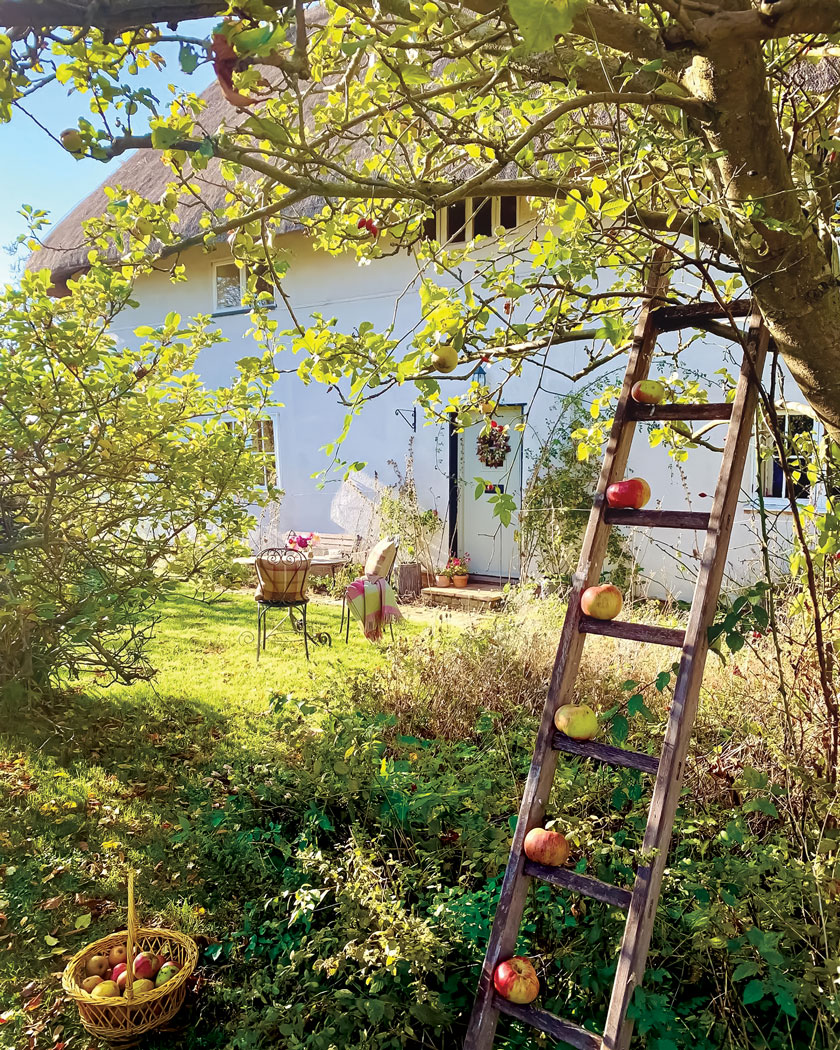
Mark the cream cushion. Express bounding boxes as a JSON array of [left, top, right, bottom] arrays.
[[364, 539, 397, 578]]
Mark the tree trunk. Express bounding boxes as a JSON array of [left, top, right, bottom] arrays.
[[685, 41, 840, 435]]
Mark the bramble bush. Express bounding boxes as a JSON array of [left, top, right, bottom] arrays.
[[174, 615, 838, 1050]]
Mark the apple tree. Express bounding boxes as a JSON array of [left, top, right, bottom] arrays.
[[2, 2, 840, 438]]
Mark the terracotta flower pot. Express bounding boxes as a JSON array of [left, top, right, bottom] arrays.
[[452, 574, 469, 588], [435, 574, 451, 587]]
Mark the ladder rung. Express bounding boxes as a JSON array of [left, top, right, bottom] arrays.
[[552, 732, 660, 775], [493, 996, 602, 1050], [579, 616, 685, 648], [604, 509, 711, 530], [523, 860, 632, 909], [627, 402, 732, 421], [651, 297, 751, 332]]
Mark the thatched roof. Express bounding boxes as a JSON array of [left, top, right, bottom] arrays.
[[26, 72, 329, 281]]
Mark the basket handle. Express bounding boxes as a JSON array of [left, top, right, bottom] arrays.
[[125, 869, 136, 1001]]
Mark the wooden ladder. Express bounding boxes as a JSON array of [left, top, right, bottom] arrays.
[[463, 254, 770, 1050]]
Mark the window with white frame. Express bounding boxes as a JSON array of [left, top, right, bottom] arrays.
[[213, 262, 276, 314], [756, 410, 838, 505], [213, 261, 246, 314], [436, 195, 519, 243], [221, 415, 279, 489], [254, 417, 278, 489]]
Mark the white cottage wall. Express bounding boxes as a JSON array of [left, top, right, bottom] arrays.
[[110, 233, 801, 600]]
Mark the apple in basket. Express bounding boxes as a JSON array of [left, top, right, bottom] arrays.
[[133, 951, 161, 981], [155, 961, 180, 987], [108, 943, 128, 967], [91, 980, 121, 998], [81, 975, 103, 993], [111, 962, 127, 983], [132, 978, 156, 996], [86, 954, 109, 978]]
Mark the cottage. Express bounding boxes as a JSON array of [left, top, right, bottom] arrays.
[[28, 80, 818, 602]]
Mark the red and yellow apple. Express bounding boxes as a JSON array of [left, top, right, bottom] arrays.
[[606, 478, 651, 510], [108, 943, 128, 968], [580, 584, 622, 620], [631, 379, 667, 404], [523, 827, 569, 867], [111, 962, 127, 983], [86, 954, 109, 978], [81, 975, 103, 993], [132, 951, 160, 981], [493, 956, 540, 1004], [431, 343, 459, 373]]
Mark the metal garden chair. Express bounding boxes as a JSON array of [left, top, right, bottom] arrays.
[[254, 547, 331, 661]]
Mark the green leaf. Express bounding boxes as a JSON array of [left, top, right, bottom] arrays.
[[44, 934, 59, 946], [774, 989, 797, 1018], [611, 714, 629, 743], [74, 912, 92, 930], [627, 693, 654, 720], [150, 126, 183, 150], [178, 44, 199, 74], [508, 0, 584, 53], [731, 960, 759, 982], [743, 797, 778, 818], [742, 979, 765, 1005]]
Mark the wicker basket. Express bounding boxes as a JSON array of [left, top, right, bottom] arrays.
[[62, 872, 198, 1046]]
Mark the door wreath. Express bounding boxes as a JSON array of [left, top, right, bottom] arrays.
[[477, 420, 511, 468]]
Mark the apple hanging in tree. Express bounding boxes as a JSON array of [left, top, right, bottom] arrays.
[[631, 379, 668, 404], [493, 956, 540, 1004], [59, 128, 84, 154], [580, 584, 622, 620], [431, 343, 458, 373], [606, 478, 651, 510]]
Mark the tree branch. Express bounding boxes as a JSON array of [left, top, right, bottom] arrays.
[[664, 0, 840, 49]]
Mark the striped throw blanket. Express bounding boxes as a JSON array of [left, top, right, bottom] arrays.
[[346, 576, 401, 641]]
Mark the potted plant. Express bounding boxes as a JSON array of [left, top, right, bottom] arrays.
[[435, 565, 453, 587], [449, 554, 470, 588]]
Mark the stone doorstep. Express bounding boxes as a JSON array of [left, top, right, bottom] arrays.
[[420, 585, 507, 612]]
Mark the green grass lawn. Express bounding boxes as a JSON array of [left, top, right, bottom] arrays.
[[0, 586, 426, 1048]]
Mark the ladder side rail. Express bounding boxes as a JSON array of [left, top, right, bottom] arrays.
[[601, 309, 770, 1050], [463, 250, 672, 1050]]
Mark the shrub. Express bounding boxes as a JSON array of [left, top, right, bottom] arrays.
[[0, 266, 276, 692]]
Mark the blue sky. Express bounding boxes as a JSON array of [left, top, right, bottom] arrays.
[[0, 54, 213, 284]]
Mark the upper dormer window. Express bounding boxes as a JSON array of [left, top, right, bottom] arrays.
[[436, 196, 519, 243]]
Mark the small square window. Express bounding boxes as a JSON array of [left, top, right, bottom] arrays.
[[213, 262, 245, 313]]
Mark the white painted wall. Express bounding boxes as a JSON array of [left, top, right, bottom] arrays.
[[110, 232, 803, 600]]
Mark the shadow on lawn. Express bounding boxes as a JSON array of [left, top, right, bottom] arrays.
[[0, 587, 425, 1049]]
